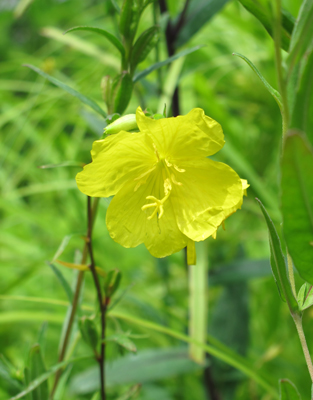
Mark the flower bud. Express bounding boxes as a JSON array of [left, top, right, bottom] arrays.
[[104, 114, 138, 135]]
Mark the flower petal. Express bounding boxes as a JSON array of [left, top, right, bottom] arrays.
[[76, 131, 156, 197], [172, 158, 243, 241], [106, 170, 188, 258], [136, 107, 224, 159]]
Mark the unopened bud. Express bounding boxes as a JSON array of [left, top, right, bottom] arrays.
[[104, 114, 138, 135]]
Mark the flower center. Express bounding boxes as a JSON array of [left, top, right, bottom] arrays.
[[139, 143, 186, 220]]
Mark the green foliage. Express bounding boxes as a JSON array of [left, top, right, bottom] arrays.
[[64, 26, 126, 57], [281, 132, 313, 285], [297, 283, 313, 311], [238, 0, 294, 51], [279, 379, 302, 400], [233, 52, 283, 111], [257, 199, 299, 313], [1, 0, 312, 399], [27, 344, 49, 400], [79, 317, 99, 351]]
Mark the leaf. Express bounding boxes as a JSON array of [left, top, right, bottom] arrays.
[[79, 317, 99, 351], [209, 282, 249, 397], [175, 0, 229, 48], [256, 199, 299, 314], [55, 259, 106, 278], [281, 132, 313, 285], [0, 356, 23, 394], [133, 45, 205, 83], [209, 259, 272, 285], [279, 379, 302, 400], [130, 26, 160, 70], [41, 27, 119, 69], [116, 384, 141, 400], [290, 51, 313, 146], [106, 333, 137, 353], [233, 52, 282, 111], [28, 345, 48, 400], [38, 161, 84, 169], [238, 0, 293, 51], [288, 0, 313, 73], [109, 311, 278, 398], [113, 72, 133, 114], [14, 0, 34, 18], [48, 264, 74, 303], [64, 26, 125, 57], [297, 283, 313, 311], [9, 356, 91, 400], [24, 64, 107, 118], [70, 347, 201, 394]]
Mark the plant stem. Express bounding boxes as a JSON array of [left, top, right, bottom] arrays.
[[292, 313, 313, 383], [87, 196, 106, 400], [273, 0, 289, 135], [287, 253, 297, 299], [50, 198, 100, 399]]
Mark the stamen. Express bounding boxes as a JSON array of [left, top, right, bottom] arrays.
[[134, 166, 156, 181], [171, 174, 182, 186], [165, 158, 172, 167], [141, 190, 171, 220], [152, 143, 160, 161], [173, 164, 185, 173]]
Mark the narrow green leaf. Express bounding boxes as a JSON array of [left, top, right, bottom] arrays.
[[130, 26, 159, 70], [116, 384, 141, 400], [109, 311, 279, 398], [297, 283, 313, 311], [133, 45, 205, 83], [0, 356, 23, 394], [238, 0, 293, 51], [175, 0, 229, 48], [279, 379, 302, 400], [38, 161, 84, 169], [233, 52, 282, 110], [113, 72, 133, 114], [106, 333, 137, 352], [14, 0, 34, 18], [281, 132, 313, 285], [119, 0, 141, 43], [9, 356, 91, 400], [48, 264, 73, 303], [256, 199, 299, 314], [288, 0, 313, 72], [28, 345, 48, 400], [64, 26, 125, 57], [290, 51, 313, 146], [79, 317, 99, 351], [41, 27, 119, 68], [24, 64, 107, 118]]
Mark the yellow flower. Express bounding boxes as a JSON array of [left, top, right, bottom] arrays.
[[76, 107, 247, 258]]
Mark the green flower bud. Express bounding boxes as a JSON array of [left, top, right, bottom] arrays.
[[104, 114, 138, 135]]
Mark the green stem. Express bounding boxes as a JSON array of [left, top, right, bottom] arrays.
[[287, 253, 297, 299], [274, 0, 289, 135], [50, 198, 100, 399], [292, 313, 313, 383], [87, 196, 106, 400]]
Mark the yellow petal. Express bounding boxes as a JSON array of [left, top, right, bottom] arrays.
[[76, 131, 156, 197], [172, 158, 243, 241], [136, 107, 225, 160], [106, 170, 188, 258]]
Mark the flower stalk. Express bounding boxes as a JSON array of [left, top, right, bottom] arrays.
[[50, 197, 100, 399], [87, 196, 107, 400]]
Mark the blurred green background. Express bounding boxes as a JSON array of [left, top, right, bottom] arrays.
[[0, 0, 310, 399]]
